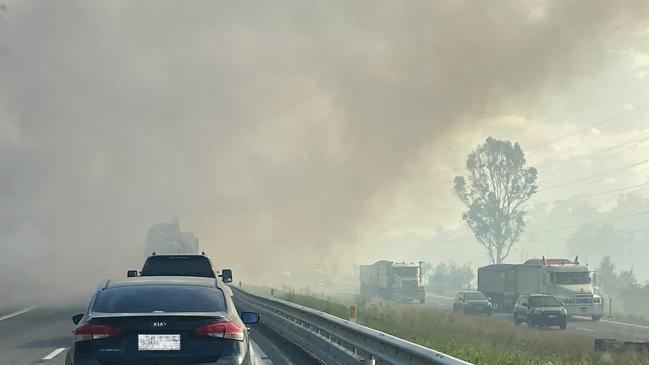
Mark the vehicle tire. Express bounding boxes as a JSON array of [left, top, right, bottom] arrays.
[[513, 313, 520, 325], [592, 315, 601, 321], [560, 320, 567, 330]]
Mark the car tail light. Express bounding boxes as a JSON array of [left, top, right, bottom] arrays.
[[74, 323, 121, 342], [195, 321, 244, 341]]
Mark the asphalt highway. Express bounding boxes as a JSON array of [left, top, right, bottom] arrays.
[[0, 292, 319, 365]]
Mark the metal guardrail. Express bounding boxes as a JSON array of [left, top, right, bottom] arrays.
[[232, 287, 473, 365]]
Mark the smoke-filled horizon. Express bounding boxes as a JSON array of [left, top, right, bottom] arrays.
[[2, 0, 649, 304]]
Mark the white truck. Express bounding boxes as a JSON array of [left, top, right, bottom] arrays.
[[360, 261, 426, 303], [478, 257, 604, 320], [144, 219, 199, 256]]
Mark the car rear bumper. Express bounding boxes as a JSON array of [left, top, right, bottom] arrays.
[[462, 306, 491, 315], [531, 314, 566, 326], [74, 356, 246, 365]]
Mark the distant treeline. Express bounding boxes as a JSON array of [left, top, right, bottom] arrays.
[[597, 256, 649, 318], [423, 262, 475, 295]]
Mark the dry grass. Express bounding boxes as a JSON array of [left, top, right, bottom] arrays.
[[274, 290, 649, 365]]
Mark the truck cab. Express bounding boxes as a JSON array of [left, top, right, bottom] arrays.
[[360, 261, 425, 303], [544, 263, 603, 320]]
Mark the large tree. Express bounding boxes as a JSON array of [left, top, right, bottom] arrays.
[[454, 137, 538, 263]]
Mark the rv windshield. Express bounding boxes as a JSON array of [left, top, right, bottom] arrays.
[[554, 272, 591, 285]]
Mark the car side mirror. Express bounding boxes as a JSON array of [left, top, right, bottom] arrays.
[[220, 269, 233, 283], [241, 311, 260, 325], [72, 313, 84, 325], [127, 270, 138, 278]]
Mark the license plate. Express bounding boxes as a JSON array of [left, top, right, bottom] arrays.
[[138, 334, 181, 351]]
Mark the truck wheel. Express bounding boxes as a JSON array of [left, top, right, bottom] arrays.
[[591, 315, 601, 321], [560, 320, 567, 330]]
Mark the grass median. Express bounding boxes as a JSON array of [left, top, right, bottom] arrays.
[[274, 290, 649, 365]]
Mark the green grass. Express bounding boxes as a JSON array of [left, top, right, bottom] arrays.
[[273, 290, 649, 365]]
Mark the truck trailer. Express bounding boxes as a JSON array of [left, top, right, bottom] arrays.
[[478, 257, 603, 320], [145, 219, 199, 256], [360, 261, 425, 303]]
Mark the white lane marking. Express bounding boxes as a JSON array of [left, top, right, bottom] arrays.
[[426, 294, 454, 300], [0, 306, 37, 321], [601, 319, 649, 330], [574, 315, 649, 330], [251, 340, 273, 364], [577, 327, 596, 332], [41, 347, 66, 361]]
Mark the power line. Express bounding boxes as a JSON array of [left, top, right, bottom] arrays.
[[429, 226, 649, 243], [521, 228, 649, 242], [444, 103, 649, 176], [553, 181, 649, 202], [528, 102, 649, 149], [537, 158, 649, 193], [534, 133, 649, 169], [527, 210, 649, 234]]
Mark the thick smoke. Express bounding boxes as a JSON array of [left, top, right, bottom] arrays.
[[0, 1, 647, 304]]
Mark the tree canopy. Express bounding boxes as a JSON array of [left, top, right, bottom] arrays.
[[454, 137, 538, 263]]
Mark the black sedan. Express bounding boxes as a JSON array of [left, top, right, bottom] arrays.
[[453, 291, 492, 316], [513, 294, 567, 329], [66, 276, 260, 365]]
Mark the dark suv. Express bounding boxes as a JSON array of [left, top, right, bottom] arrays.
[[128, 254, 233, 283], [514, 294, 567, 329], [453, 291, 492, 316]]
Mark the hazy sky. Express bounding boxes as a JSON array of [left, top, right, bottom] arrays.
[[1, 1, 649, 300]]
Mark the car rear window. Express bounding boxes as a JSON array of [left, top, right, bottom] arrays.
[[93, 285, 226, 313], [140, 256, 215, 278], [465, 292, 487, 300]]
